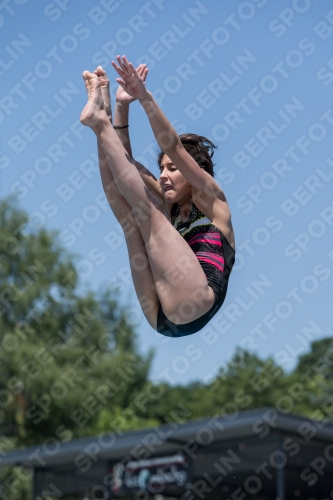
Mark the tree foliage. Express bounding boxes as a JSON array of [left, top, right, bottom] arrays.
[[290, 336, 333, 419], [0, 197, 153, 449], [141, 345, 333, 426]]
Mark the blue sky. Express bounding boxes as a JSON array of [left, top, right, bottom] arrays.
[[1, 0, 333, 385]]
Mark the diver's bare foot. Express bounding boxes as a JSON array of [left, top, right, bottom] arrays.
[[80, 71, 108, 132], [94, 66, 112, 120]]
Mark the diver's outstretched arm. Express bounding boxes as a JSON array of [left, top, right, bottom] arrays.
[[113, 63, 148, 157], [112, 56, 223, 198], [112, 55, 234, 246]]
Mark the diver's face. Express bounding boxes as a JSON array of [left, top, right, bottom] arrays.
[[159, 155, 192, 205]]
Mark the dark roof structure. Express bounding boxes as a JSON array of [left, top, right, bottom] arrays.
[[1, 407, 333, 499]]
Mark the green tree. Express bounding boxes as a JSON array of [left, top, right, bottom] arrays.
[[0, 197, 155, 498], [143, 349, 290, 424], [290, 336, 333, 420], [205, 348, 289, 413], [0, 197, 154, 445]]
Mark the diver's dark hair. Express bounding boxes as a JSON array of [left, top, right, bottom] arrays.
[[157, 133, 217, 177]]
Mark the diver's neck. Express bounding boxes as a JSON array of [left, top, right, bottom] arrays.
[[178, 197, 192, 222]]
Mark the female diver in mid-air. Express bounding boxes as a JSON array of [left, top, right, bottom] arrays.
[[80, 56, 235, 338]]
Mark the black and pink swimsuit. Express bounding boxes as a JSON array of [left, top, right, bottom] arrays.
[[156, 203, 235, 337]]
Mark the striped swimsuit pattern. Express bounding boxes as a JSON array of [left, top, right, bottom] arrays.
[[156, 203, 235, 336], [171, 203, 226, 282]]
